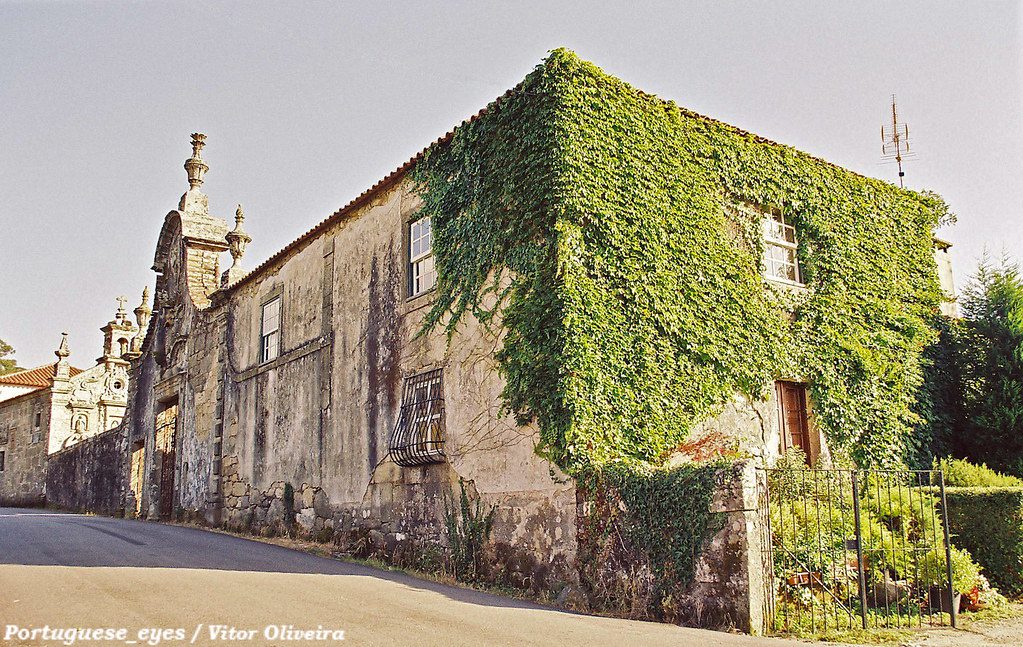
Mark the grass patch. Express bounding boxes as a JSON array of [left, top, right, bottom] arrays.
[[780, 626, 915, 645]]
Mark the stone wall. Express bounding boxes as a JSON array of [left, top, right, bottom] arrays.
[[45, 425, 126, 515], [575, 460, 767, 633], [689, 388, 832, 467], [0, 389, 51, 506], [682, 460, 767, 632]]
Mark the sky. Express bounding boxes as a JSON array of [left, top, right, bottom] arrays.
[[1, 1, 1021, 368]]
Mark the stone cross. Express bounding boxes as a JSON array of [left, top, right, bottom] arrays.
[[116, 296, 127, 312]]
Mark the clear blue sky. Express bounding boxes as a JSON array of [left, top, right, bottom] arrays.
[[2, 1, 1020, 368]]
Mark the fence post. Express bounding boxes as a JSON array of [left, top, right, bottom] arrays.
[[938, 470, 958, 629], [851, 471, 869, 630]]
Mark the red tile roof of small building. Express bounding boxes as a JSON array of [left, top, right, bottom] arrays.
[[0, 364, 83, 388]]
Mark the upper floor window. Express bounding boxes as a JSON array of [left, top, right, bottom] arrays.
[[31, 412, 42, 444], [763, 207, 802, 285], [409, 216, 437, 297], [0, 450, 5, 471], [389, 369, 445, 466], [260, 297, 281, 363]]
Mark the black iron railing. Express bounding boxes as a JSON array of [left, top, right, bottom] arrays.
[[389, 369, 446, 467], [759, 468, 958, 635]]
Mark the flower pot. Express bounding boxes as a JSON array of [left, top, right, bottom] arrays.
[[928, 586, 961, 614]]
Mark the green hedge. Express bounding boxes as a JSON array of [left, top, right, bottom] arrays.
[[942, 486, 1023, 596], [935, 457, 1023, 487]]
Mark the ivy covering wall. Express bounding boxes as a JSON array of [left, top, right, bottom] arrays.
[[414, 49, 949, 472]]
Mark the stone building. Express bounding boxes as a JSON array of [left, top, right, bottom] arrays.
[[0, 296, 148, 505], [121, 53, 956, 628], [124, 133, 577, 579]]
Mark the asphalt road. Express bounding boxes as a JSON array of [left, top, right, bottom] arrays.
[[0, 508, 791, 646]]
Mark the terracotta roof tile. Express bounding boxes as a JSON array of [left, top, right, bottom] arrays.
[[0, 363, 83, 388]]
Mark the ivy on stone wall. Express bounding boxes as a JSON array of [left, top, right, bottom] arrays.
[[576, 460, 724, 618], [413, 49, 950, 471]]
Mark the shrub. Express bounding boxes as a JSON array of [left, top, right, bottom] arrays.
[[768, 453, 986, 608], [941, 486, 1023, 596], [443, 478, 495, 583], [934, 457, 1023, 488], [917, 545, 982, 594]]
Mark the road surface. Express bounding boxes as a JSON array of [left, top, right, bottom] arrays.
[[0, 508, 791, 646]]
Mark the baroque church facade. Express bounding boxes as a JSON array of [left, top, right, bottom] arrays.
[[0, 295, 149, 505]]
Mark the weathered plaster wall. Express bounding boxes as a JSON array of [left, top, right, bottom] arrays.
[[176, 310, 223, 514], [0, 389, 51, 506], [46, 425, 126, 515], [689, 384, 831, 466], [204, 178, 576, 586]]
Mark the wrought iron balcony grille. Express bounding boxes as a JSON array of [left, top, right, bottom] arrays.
[[389, 369, 446, 466]]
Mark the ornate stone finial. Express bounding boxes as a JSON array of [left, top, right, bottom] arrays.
[[55, 332, 70, 360], [54, 332, 71, 381], [222, 204, 253, 287], [228, 204, 252, 262], [128, 287, 152, 357], [190, 133, 206, 158], [184, 133, 209, 190], [134, 286, 152, 326]]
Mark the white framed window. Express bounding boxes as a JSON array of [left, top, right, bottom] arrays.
[[389, 369, 445, 466], [409, 216, 437, 297], [260, 297, 281, 363], [762, 207, 802, 285]]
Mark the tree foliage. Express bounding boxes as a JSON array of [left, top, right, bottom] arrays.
[[923, 257, 1023, 474], [0, 338, 19, 375], [414, 49, 947, 471]]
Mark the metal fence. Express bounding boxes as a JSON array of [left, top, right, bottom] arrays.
[[759, 468, 957, 635]]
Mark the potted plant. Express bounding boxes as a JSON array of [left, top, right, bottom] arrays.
[[918, 547, 982, 614]]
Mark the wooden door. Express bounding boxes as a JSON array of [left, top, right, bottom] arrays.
[[777, 381, 811, 464], [155, 404, 178, 519]]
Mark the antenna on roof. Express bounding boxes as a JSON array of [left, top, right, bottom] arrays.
[[881, 95, 915, 188]]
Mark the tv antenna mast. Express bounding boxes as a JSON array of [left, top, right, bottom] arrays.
[[881, 95, 914, 188]]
